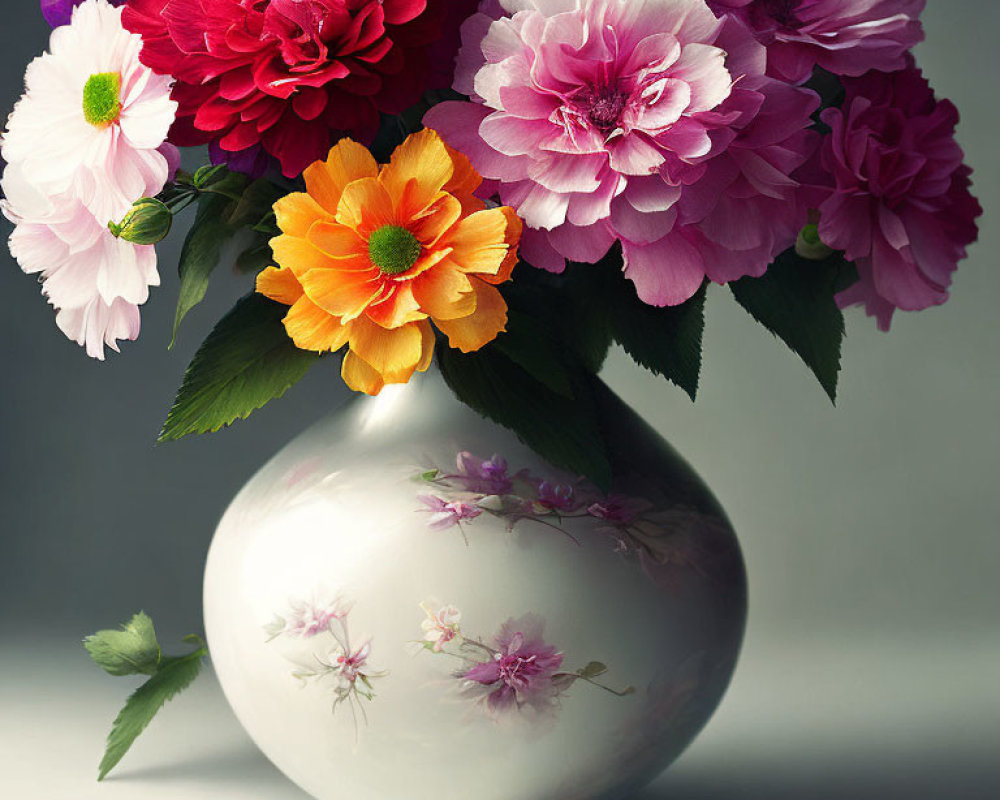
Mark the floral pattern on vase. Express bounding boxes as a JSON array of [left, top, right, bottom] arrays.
[[415, 602, 634, 720], [266, 595, 386, 736], [416, 451, 723, 576]]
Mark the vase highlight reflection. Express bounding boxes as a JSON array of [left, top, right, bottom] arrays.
[[204, 369, 746, 800]]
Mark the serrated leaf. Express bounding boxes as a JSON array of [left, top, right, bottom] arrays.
[[97, 651, 203, 781], [730, 249, 848, 402], [160, 294, 320, 441], [437, 342, 612, 490], [609, 278, 707, 401], [170, 193, 243, 348], [84, 612, 161, 677]]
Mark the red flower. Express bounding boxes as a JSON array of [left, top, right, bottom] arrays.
[[123, 0, 470, 178]]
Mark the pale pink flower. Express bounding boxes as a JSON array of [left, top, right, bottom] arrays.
[[1, 0, 176, 358], [419, 495, 484, 530], [426, 0, 818, 306], [809, 63, 981, 330], [334, 641, 372, 686], [266, 595, 353, 640], [421, 603, 463, 652], [463, 614, 564, 713], [708, 0, 924, 84]]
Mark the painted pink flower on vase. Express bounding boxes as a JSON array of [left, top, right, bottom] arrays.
[[419, 495, 484, 530], [708, 0, 925, 84], [463, 615, 564, 713], [446, 452, 515, 495], [426, 0, 819, 307], [809, 63, 981, 330]]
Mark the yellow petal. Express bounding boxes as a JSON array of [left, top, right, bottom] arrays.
[[305, 139, 378, 215], [481, 206, 523, 285], [299, 266, 384, 321], [365, 282, 426, 329], [270, 234, 338, 278], [380, 129, 455, 221], [434, 280, 508, 353], [307, 221, 369, 262], [443, 143, 483, 199], [349, 316, 426, 382], [443, 207, 513, 276], [274, 193, 332, 238], [256, 265, 303, 306], [283, 295, 350, 353], [416, 319, 435, 373], [341, 349, 385, 395], [412, 263, 476, 320], [336, 177, 397, 237]]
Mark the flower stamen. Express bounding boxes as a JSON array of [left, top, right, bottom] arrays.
[[82, 72, 122, 127], [368, 224, 421, 276]]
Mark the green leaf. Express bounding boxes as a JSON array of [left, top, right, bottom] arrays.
[[234, 240, 275, 275], [491, 311, 574, 398], [730, 248, 849, 402], [437, 341, 612, 490], [97, 650, 204, 781], [578, 661, 609, 679], [609, 279, 707, 401], [84, 612, 161, 677], [160, 294, 320, 441], [170, 193, 243, 348]]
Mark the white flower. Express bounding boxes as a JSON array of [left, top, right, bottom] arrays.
[[420, 602, 462, 652], [0, 0, 177, 358]]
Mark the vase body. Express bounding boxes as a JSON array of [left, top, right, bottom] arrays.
[[204, 370, 746, 800]]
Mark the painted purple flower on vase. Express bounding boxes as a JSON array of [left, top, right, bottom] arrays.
[[419, 495, 483, 530], [447, 452, 515, 495], [41, 0, 125, 27]]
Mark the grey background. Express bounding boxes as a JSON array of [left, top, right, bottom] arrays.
[[1, 1, 998, 798]]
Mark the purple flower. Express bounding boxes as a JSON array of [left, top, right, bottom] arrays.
[[419, 495, 483, 530], [463, 615, 564, 713], [41, 0, 125, 28], [446, 452, 514, 495], [208, 141, 274, 180], [535, 481, 581, 513], [587, 495, 656, 526]]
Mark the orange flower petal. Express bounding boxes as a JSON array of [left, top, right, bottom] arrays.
[[349, 316, 426, 382], [416, 319, 435, 373], [379, 129, 455, 221], [409, 193, 463, 248], [336, 177, 397, 237], [307, 221, 369, 262], [443, 207, 514, 277], [283, 295, 350, 353], [443, 143, 483, 199], [480, 206, 523, 285], [434, 280, 508, 353], [341, 349, 385, 395], [299, 266, 384, 322], [365, 282, 426, 329], [412, 264, 476, 320], [270, 234, 340, 278], [256, 265, 303, 306], [274, 193, 332, 238], [399, 245, 453, 282], [305, 139, 378, 215]]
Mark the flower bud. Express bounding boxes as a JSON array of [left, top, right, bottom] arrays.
[[108, 198, 173, 245], [795, 223, 834, 261], [192, 164, 228, 190]]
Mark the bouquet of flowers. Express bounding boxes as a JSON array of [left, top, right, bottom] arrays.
[[2, 0, 981, 782]]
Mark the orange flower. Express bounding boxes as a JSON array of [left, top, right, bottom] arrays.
[[256, 129, 522, 395]]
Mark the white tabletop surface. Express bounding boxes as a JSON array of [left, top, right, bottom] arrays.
[[4, 635, 998, 799]]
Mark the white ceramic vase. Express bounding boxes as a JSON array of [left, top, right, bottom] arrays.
[[204, 369, 746, 800]]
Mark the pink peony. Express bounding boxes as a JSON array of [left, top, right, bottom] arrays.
[[811, 64, 981, 330], [426, 0, 819, 306], [463, 614, 564, 713], [708, 0, 925, 84]]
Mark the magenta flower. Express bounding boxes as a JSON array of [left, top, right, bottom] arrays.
[[419, 495, 483, 530], [463, 615, 564, 713], [446, 452, 514, 495], [708, 0, 925, 84], [41, 0, 125, 27], [810, 64, 981, 330], [426, 0, 819, 307], [534, 481, 581, 513]]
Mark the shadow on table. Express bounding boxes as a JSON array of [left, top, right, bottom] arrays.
[[632, 749, 1000, 800]]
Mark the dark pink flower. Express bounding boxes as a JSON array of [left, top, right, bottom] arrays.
[[811, 64, 981, 330], [708, 0, 925, 84], [426, 0, 819, 306], [123, 0, 465, 178], [463, 615, 564, 713], [419, 495, 483, 530]]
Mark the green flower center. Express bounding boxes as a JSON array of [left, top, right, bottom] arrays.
[[368, 225, 421, 276], [82, 72, 122, 127]]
